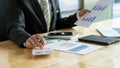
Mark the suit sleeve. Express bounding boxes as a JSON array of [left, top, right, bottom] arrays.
[[56, 13, 77, 29], [7, 7, 31, 47]]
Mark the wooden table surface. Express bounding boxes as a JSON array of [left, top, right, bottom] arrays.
[[0, 18, 120, 68]]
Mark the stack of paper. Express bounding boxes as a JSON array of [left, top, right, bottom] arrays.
[[45, 41, 103, 55]]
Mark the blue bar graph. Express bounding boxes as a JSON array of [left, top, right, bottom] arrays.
[[68, 45, 88, 52]]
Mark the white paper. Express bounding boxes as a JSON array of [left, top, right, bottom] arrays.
[[45, 41, 103, 55], [97, 26, 120, 37], [75, 0, 115, 27], [45, 38, 66, 43]]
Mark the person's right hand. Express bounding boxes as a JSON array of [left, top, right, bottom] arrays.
[[79, 9, 91, 17], [24, 34, 46, 49]]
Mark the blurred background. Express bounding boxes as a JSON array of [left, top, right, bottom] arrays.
[[59, 0, 120, 22]]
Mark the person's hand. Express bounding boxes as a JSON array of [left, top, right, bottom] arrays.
[[24, 34, 46, 49], [79, 9, 91, 17]]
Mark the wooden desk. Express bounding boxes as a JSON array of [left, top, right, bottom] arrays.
[[1, 18, 120, 68]]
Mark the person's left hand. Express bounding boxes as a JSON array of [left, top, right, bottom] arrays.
[[79, 9, 91, 17]]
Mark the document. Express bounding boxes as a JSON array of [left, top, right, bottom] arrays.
[[75, 0, 115, 27], [45, 38, 66, 43], [45, 41, 103, 55]]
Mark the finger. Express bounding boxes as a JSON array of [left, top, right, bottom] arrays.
[[34, 38, 43, 49], [34, 34, 45, 49], [36, 34, 46, 46], [25, 41, 33, 49], [84, 10, 91, 14], [31, 34, 45, 49], [31, 35, 38, 47], [79, 9, 91, 17], [27, 36, 36, 47], [37, 41, 44, 49]]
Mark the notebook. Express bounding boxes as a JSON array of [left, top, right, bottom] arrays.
[[78, 35, 120, 45], [97, 26, 120, 37]]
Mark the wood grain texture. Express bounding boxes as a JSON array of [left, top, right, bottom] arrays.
[[0, 18, 120, 68]]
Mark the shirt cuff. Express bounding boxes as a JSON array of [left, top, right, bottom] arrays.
[[23, 43, 26, 47], [76, 11, 80, 20]]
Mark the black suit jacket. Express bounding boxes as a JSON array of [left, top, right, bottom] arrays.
[[1, 0, 77, 47], [0, 0, 16, 41]]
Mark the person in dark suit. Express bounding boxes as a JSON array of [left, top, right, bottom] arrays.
[[1, 0, 90, 49], [0, 0, 15, 41]]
